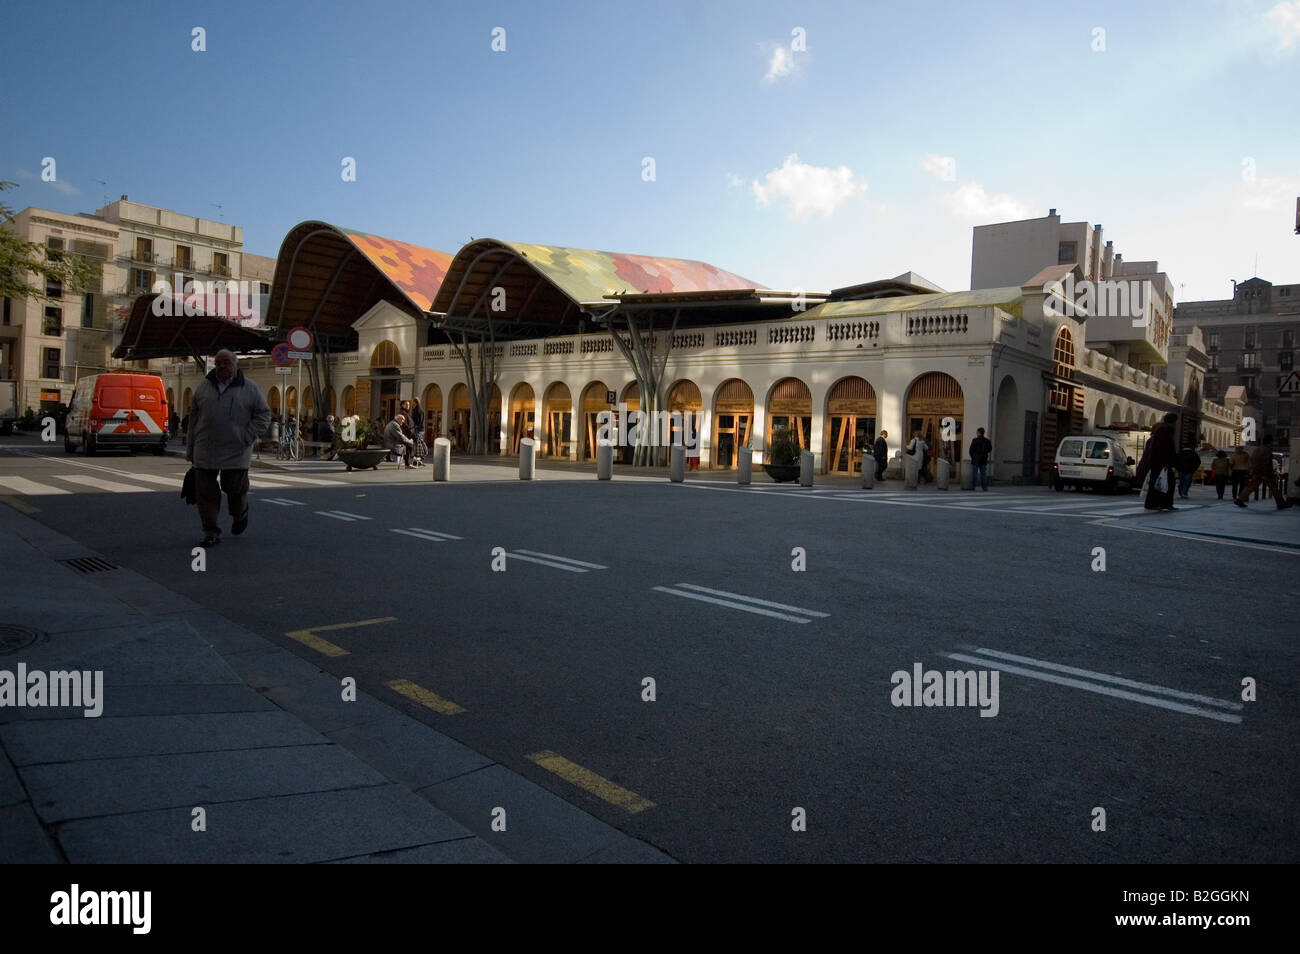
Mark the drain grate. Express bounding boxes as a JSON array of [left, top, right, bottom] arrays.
[[0, 624, 48, 655], [58, 556, 120, 574]]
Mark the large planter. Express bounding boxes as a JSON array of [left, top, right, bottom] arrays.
[[763, 463, 801, 483], [337, 447, 389, 472]]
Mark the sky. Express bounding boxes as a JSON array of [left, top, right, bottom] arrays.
[[2, 0, 1298, 302]]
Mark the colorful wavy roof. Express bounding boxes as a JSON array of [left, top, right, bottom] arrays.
[[337, 228, 455, 312], [508, 242, 765, 302]]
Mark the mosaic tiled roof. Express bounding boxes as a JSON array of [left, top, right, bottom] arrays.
[[337, 228, 454, 312]]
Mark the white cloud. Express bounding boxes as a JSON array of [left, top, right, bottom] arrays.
[[922, 154, 956, 180], [49, 179, 79, 196], [1241, 175, 1300, 211], [725, 172, 744, 189], [763, 45, 795, 83], [939, 181, 1033, 221], [1265, 1, 1300, 49], [752, 154, 867, 219]]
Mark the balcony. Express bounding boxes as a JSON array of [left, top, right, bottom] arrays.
[[131, 250, 155, 264], [212, 264, 232, 278]]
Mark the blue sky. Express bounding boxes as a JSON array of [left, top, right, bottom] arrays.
[[3, 0, 1298, 300]]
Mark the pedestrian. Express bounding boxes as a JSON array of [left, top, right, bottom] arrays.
[[1229, 445, 1250, 501], [169, 409, 179, 436], [410, 398, 425, 440], [906, 430, 928, 483], [873, 430, 889, 481], [185, 349, 270, 547], [385, 413, 415, 468], [1209, 450, 1231, 500], [320, 414, 336, 460], [969, 427, 992, 491], [1175, 445, 1200, 499], [1134, 411, 1178, 511], [1235, 436, 1291, 510]]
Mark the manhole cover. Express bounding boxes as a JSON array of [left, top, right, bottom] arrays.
[[0, 625, 48, 655]]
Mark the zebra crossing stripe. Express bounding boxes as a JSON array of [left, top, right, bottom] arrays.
[[53, 474, 150, 493], [502, 549, 607, 572], [0, 476, 72, 495], [263, 498, 307, 506], [654, 583, 829, 623], [315, 510, 371, 521], [391, 528, 463, 542], [512, 548, 606, 569]]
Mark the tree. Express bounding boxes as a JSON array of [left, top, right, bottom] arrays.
[[606, 305, 680, 466], [0, 182, 101, 303]]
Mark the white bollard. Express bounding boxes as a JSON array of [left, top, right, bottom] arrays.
[[432, 437, 451, 482], [799, 449, 814, 487], [670, 444, 685, 483], [937, 458, 951, 490], [519, 437, 535, 480], [961, 458, 974, 491], [738, 448, 752, 485], [862, 462, 875, 489], [904, 456, 918, 490], [597, 440, 613, 480]]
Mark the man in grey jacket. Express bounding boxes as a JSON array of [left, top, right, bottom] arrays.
[[186, 349, 271, 546]]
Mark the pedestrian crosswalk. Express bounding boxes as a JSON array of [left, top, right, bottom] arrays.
[[0, 469, 345, 496]]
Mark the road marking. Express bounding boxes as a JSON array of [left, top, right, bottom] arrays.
[[946, 648, 1243, 724], [1089, 516, 1300, 555], [262, 474, 340, 486], [0, 476, 72, 495], [315, 510, 372, 521], [527, 750, 655, 814], [385, 679, 465, 714], [0, 495, 40, 514], [503, 549, 607, 572], [247, 477, 295, 489], [391, 528, 464, 542], [653, 583, 828, 623], [284, 616, 397, 657], [512, 548, 605, 569], [52, 474, 150, 493], [262, 497, 307, 506]]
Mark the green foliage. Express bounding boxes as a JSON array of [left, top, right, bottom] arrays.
[[0, 181, 102, 303], [769, 427, 799, 466], [333, 415, 377, 450]]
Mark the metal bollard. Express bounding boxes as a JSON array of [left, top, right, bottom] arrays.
[[904, 456, 918, 490], [597, 440, 613, 480], [936, 458, 951, 490], [862, 461, 875, 489], [432, 437, 451, 482], [670, 444, 685, 483], [738, 448, 752, 485], [799, 449, 814, 487], [960, 458, 974, 491], [519, 437, 535, 480]]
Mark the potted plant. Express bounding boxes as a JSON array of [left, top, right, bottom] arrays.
[[763, 428, 802, 483], [333, 415, 388, 471]]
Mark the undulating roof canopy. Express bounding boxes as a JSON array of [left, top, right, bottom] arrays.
[[113, 293, 276, 360]]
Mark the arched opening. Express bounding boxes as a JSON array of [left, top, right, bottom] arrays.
[[618, 382, 641, 463], [994, 375, 1022, 481], [286, 386, 298, 419], [302, 386, 314, 426], [667, 379, 702, 459], [1109, 402, 1123, 426], [825, 375, 876, 475], [1038, 327, 1081, 481], [905, 371, 964, 467], [450, 384, 470, 451], [713, 379, 754, 469], [370, 339, 401, 422], [268, 386, 281, 418], [324, 387, 337, 420], [182, 387, 193, 415], [766, 377, 812, 457], [422, 383, 442, 444], [543, 382, 572, 458], [341, 385, 355, 417], [510, 383, 536, 454], [581, 381, 610, 460], [1093, 399, 1107, 428]]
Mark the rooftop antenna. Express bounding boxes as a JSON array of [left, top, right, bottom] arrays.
[[92, 178, 108, 208]]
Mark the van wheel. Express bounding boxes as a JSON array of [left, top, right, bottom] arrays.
[[150, 444, 164, 456], [84, 434, 97, 456], [1102, 477, 1117, 495], [63, 434, 74, 454], [1052, 478, 1063, 491]]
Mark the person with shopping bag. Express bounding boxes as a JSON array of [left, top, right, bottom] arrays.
[[1134, 412, 1178, 511]]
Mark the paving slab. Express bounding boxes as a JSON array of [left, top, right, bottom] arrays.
[[0, 684, 275, 724], [0, 802, 62, 863], [329, 837, 511, 864], [327, 714, 493, 790]]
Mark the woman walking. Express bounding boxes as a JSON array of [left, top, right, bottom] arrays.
[[1134, 412, 1178, 511], [1210, 450, 1231, 500]]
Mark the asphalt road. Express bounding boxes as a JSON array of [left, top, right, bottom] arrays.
[[3, 435, 1297, 863]]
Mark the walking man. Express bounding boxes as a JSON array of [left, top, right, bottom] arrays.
[[969, 427, 992, 491], [186, 349, 270, 547], [1235, 436, 1291, 510], [873, 430, 889, 481], [1175, 445, 1200, 499]]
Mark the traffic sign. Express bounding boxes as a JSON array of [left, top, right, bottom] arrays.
[[287, 327, 314, 351], [1280, 370, 1300, 395], [287, 350, 314, 360], [271, 343, 292, 367], [275, 366, 293, 375]]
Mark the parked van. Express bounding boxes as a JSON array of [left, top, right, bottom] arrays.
[[65, 373, 169, 455], [1052, 434, 1137, 493]]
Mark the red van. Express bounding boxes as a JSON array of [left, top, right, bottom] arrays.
[[65, 372, 169, 455]]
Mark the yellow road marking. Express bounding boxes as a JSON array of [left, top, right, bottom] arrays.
[[386, 679, 465, 714], [527, 750, 655, 814], [0, 495, 39, 514], [284, 616, 396, 658]]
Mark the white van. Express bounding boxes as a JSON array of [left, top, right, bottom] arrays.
[[1052, 435, 1138, 493]]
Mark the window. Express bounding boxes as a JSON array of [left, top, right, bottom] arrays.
[[134, 237, 153, 263], [259, 282, 270, 296], [43, 347, 60, 379], [43, 306, 62, 336], [1086, 441, 1110, 460], [81, 293, 95, 328], [1207, 332, 1219, 350], [1245, 330, 1257, 349], [1281, 288, 1292, 297], [1057, 242, 1076, 265], [175, 245, 192, 269], [1282, 351, 1295, 371], [1205, 376, 1218, 395], [1207, 354, 1218, 371], [46, 277, 62, 298], [132, 268, 153, 291], [1242, 353, 1258, 369], [213, 252, 229, 277], [1285, 330, 1295, 348]]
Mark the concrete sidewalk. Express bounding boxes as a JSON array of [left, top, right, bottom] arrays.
[[0, 505, 673, 864]]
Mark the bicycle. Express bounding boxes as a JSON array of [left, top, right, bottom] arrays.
[[278, 425, 302, 461]]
